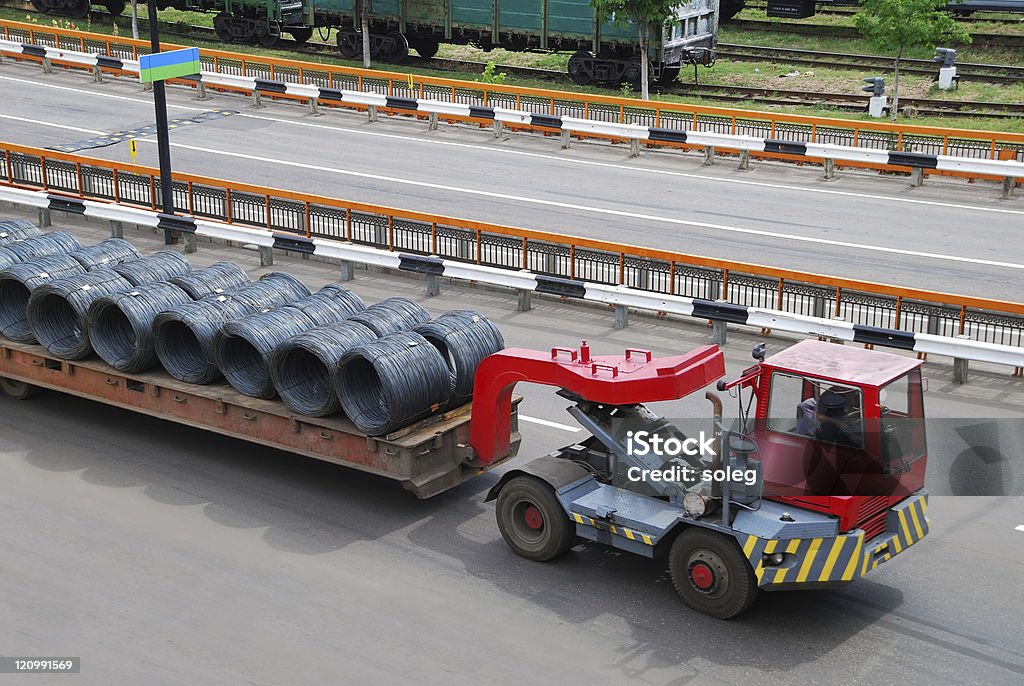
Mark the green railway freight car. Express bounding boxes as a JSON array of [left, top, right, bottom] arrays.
[[196, 0, 720, 85]]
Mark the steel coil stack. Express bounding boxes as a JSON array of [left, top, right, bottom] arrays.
[[0, 220, 42, 246], [271, 321, 377, 417], [415, 310, 504, 406], [153, 272, 311, 384], [112, 251, 193, 287], [347, 297, 430, 336], [168, 261, 249, 299], [0, 232, 82, 270], [87, 282, 194, 373], [69, 238, 142, 271], [0, 254, 88, 342], [283, 283, 366, 326], [27, 270, 134, 359], [335, 331, 451, 435]]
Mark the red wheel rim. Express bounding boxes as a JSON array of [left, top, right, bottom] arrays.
[[523, 505, 544, 530], [689, 561, 715, 590]]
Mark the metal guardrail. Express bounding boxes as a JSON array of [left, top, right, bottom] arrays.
[[2, 19, 1023, 176], [3, 140, 1023, 349]]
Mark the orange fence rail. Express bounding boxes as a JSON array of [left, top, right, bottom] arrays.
[[3, 140, 1023, 348]]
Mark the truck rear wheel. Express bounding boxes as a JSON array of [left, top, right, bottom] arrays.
[[669, 528, 758, 619], [0, 377, 36, 400], [495, 476, 575, 562]]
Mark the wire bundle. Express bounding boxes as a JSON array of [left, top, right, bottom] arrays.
[[69, 238, 142, 271], [347, 297, 430, 336], [27, 270, 134, 359], [213, 308, 318, 398], [87, 282, 194, 373], [283, 283, 366, 326], [270, 321, 378, 417], [168, 261, 249, 299], [0, 254, 88, 342], [0, 232, 82, 270], [415, 310, 505, 406], [0, 220, 42, 245], [112, 251, 193, 287], [335, 331, 451, 435], [153, 272, 311, 384]]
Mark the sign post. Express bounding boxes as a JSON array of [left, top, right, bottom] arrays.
[[128, 139, 138, 164]]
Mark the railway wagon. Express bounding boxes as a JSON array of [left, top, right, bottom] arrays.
[[195, 0, 721, 85]]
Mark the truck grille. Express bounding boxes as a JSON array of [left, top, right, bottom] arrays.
[[858, 496, 890, 541]]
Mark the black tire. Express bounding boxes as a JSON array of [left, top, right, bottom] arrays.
[[668, 528, 758, 619], [0, 377, 36, 400], [495, 476, 575, 562], [289, 26, 313, 44], [337, 27, 361, 59], [105, 0, 125, 16]]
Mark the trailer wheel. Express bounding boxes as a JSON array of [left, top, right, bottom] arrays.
[[668, 529, 758, 619], [495, 476, 575, 562], [0, 377, 36, 400]]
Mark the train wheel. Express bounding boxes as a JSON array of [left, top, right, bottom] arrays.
[[30, 0, 48, 11], [0, 377, 36, 400], [495, 476, 575, 562], [213, 13, 233, 42], [258, 24, 281, 48], [105, 0, 125, 15], [568, 51, 593, 86], [668, 529, 758, 619], [67, 0, 90, 19], [657, 65, 681, 86], [381, 31, 409, 63], [288, 26, 313, 45], [337, 27, 361, 59], [414, 37, 439, 59]]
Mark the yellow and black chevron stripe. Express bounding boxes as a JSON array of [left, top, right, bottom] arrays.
[[743, 533, 864, 586], [861, 493, 929, 575], [570, 512, 654, 546]]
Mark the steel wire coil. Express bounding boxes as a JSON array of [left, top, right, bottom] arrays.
[[112, 251, 193, 287], [415, 310, 504, 405], [0, 254, 88, 342], [0, 220, 42, 246], [27, 270, 134, 359], [347, 297, 430, 337], [153, 272, 311, 384], [87, 282, 194, 373], [335, 331, 451, 435], [213, 308, 318, 399], [270, 321, 377, 417], [0, 232, 82, 270], [69, 238, 142, 271], [168, 261, 250, 299], [283, 283, 366, 326]]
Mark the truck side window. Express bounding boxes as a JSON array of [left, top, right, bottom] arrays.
[[766, 372, 807, 434], [767, 372, 864, 447]]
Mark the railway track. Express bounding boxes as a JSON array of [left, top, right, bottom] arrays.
[[739, 1, 1024, 23], [728, 19, 1024, 47]]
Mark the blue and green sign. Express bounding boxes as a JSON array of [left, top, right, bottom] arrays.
[[139, 47, 201, 84]]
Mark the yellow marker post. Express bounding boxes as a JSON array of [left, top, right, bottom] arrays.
[[407, 73, 415, 94], [128, 139, 138, 164]]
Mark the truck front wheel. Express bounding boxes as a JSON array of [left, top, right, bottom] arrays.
[[495, 476, 575, 562], [669, 528, 758, 619], [0, 377, 36, 400]]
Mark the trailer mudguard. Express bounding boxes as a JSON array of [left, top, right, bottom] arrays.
[[484, 454, 592, 502]]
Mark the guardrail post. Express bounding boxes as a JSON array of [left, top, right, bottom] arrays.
[[704, 146, 715, 166], [368, 105, 378, 122], [953, 334, 971, 384], [1003, 176, 1016, 199], [830, 317, 846, 345], [517, 289, 532, 312], [308, 98, 320, 116], [259, 245, 274, 266], [561, 130, 570, 149], [910, 167, 924, 187], [338, 260, 354, 281], [426, 273, 441, 296], [195, 81, 208, 101], [92, 65, 103, 83], [41, 57, 53, 75], [252, 90, 264, 109], [738, 150, 749, 171], [143, 81, 153, 92], [711, 318, 727, 346], [428, 112, 438, 131], [109, 220, 124, 238], [183, 233, 197, 254], [630, 139, 640, 157], [824, 159, 835, 180], [38, 207, 51, 228], [493, 121, 503, 138], [614, 305, 629, 329]]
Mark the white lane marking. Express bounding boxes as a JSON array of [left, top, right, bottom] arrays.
[[3, 110, 1023, 272], [1016, 525, 1024, 532], [519, 415, 581, 432], [3, 73, 1024, 220]]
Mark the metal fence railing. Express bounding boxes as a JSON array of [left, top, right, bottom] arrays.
[[3, 140, 1024, 348]]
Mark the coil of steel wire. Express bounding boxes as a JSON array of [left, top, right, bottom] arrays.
[[213, 308, 318, 399], [0, 254, 88, 342], [87, 282, 193, 373], [270, 321, 377, 417], [415, 310, 504, 405], [168, 261, 249, 299], [0, 232, 82, 270], [347, 297, 430, 337], [283, 283, 366, 326], [27, 270, 134, 359], [69, 238, 142, 271], [0, 220, 42, 245], [335, 331, 451, 435], [111, 251, 193, 287], [153, 272, 311, 384]]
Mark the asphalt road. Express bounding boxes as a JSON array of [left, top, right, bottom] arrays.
[[1, 65, 1023, 302], [0, 215, 1022, 685]]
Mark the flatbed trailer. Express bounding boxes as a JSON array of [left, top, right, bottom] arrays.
[[0, 339, 522, 498]]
